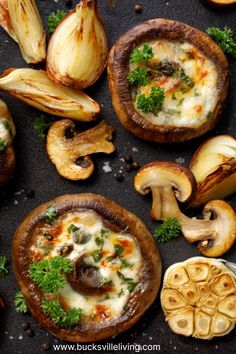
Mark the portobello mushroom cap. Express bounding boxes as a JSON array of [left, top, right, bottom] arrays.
[[107, 19, 228, 143], [13, 194, 161, 342]]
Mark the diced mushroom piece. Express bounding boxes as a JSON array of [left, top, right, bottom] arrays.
[[134, 161, 236, 257], [189, 135, 236, 207], [46, 119, 115, 180]]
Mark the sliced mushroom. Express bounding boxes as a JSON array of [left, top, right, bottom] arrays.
[[46, 120, 115, 180], [134, 161, 236, 257], [67, 256, 108, 296], [0, 99, 16, 185], [189, 135, 236, 207]]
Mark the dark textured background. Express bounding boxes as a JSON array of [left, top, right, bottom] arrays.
[[0, 0, 235, 353]]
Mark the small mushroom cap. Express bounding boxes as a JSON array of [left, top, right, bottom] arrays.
[[199, 200, 236, 257], [46, 119, 115, 180], [189, 135, 236, 207], [134, 161, 196, 202]]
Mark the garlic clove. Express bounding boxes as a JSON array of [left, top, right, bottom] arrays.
[[0, 68, 100, 121], [47, 0, 108, 89], [0, 0, 46, 64]]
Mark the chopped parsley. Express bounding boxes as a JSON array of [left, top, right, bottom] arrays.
[[206, 111, 213, 120], [14, 291, 28, 313], [95, 237, 104, 248], [0, 139, 6, 152], [43, 231, 53, 241], [29, 256, 72, 294], [136, 86, 165, 114], [47, 10, 67, 32], [114, 244, 124, 257], [154, 218, 181, 243], [67, 224, 79, 234], [0, 256, 8, 278], [120, 259, 132, 269], [92, 250, 103, 263], [117, 271, 139, 293], [130, 44, 154, 64], [206, 26, 236, 57], [45, 205, 57, 225], [42, 299, 82, 327], [127, 67, 150, 87]]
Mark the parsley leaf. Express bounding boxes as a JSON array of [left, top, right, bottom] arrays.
[[42, 299, 82, 327], [206, 26, 236, 57], [45, 205, 57, 225], [47, 10, 67, 32], [67, 224, 79, 234], [120, 259, 132, 269], [33, 115, 55, 143], [92, 250, 103, 263], [114, 244, 124, 257], [0, 139, 6, 152], [29, 256, 72, 294], [117, 271, 139, 293], [15, 291, 28, 313], [154, 218, 181, 243], [127, 67, 150, 87], [130, 44, 154, 64], [0, 256, 8, 278], [136, 86, 165, 114]]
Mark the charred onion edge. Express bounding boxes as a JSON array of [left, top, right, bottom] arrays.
[[107, 18, 229, 143], [12, 193, 162, 342], [46, 0, 109, 89], [202, 0, 236, 7]]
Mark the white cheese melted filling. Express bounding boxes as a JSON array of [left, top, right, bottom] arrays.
[[0, 117, 14, 148], [31, 210, 143, 322], [130, 39, 219, 128]]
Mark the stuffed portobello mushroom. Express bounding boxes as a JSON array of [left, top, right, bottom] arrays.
[[108, 19, 228, 143], [13, 194, 161, 342]]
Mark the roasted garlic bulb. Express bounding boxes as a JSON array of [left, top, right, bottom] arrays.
[[47, 0, 108, 89], [161, 257, 236, 339], [0, 68, 100, 121], [0, 0, 46, 64]]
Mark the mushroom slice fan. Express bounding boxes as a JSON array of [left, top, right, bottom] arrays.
[[161, 257, 236, 339]]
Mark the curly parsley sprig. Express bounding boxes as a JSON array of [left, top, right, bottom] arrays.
[[136, 86, 165, 114], [0, 256, 8, 278], [14, 291, 28, 313], [206, 26, 236, 57], [29, 256, 72, 294], [47, 10, 67, 32], [42, 299, 82, 327], [130, 44, 154, 64], [154, 218, 181, 243]]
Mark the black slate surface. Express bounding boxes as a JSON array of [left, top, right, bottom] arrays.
[[0, 0, 236, 353]]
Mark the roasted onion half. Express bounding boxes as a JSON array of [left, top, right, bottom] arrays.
[[47, 0, 108, 89], [161, 257, 236, 339], [108, 19, 228, 143], [13, 194, 161, 342]]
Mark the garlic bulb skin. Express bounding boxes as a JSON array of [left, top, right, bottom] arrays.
[[0, 0, 46, 64], [47, 0, 108, 89], [0, 68, 100, 121]]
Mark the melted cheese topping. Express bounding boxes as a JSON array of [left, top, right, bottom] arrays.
[[130, 39, 219, 128], [30, 210, 143, 323], [0, 117, 14, 149]]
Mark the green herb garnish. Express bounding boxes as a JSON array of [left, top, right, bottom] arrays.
[[67, 224, 79, 234], [45, 205, 57, 225], [29, 256, 72, 294], [206, 111, 213, 120], [33, 115, 55, 143], [43, 231, 53, 241], [92, 250, 103, 263], [117, 271, 139, 293], [120, 259, 132, 269], [130, 44, 154, 64], [95, 237, 104, 248], [114, 244, 124, 257], [136, 86, 165, 114], [14, 291, 28, 313], [206, 26, 236, 57], [0, 256, 8, 278], [0, 139, 6, 152], [47, 10, 67, 32], [154, 218, 181, 243], [127, 67, 150, 87], [42, 299, 82, 327]]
